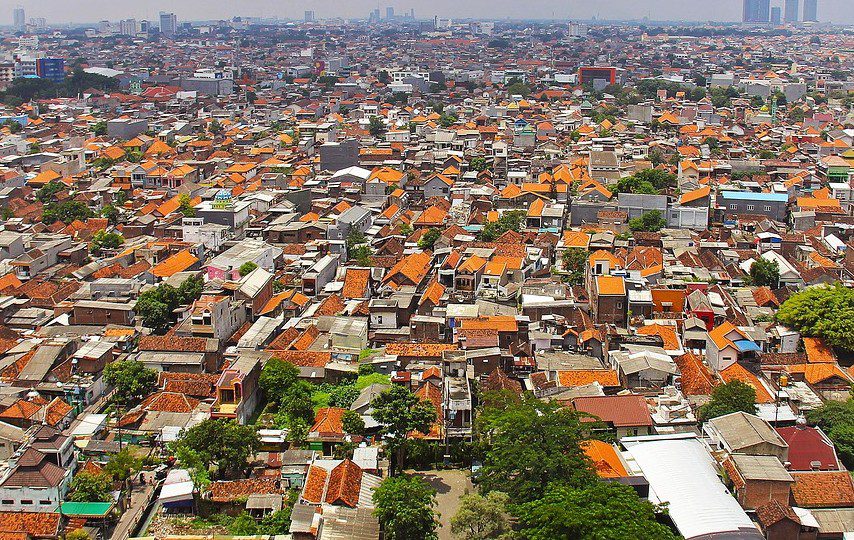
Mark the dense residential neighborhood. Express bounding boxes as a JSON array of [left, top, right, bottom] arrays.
[[0, 7, 850, 540]]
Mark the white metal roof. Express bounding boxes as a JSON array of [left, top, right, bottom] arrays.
[[623, 437, 762, 540]]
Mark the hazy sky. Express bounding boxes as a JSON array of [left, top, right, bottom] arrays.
[[5, 0, 854, 25]]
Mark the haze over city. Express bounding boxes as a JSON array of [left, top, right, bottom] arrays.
[[6, 0, 854, 24]]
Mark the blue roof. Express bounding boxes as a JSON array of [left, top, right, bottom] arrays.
[[734, 339, 761, 352], [719, 191, 788, 202]]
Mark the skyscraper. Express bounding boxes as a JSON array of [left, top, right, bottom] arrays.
[[386, 7, 395, 20], [12, 7, 25, 31], [771, 6, 781, 24], [784, 0, 799, 22], [742, 0, 770, 22], [803, 0, 817, 21], [159, 12, 177, 37], [304, 10, 315, 23]]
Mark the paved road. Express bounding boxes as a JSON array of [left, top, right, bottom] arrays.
[[411, 469, 474, 540], [110, 480, 155, 540]]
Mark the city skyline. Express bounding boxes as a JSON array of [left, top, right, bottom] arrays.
[[4, 0, 854, 25]]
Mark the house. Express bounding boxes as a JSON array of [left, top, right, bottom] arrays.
[[789, 471, 854, 509], [755, 500, 818, 540], [0, 427, 76, 512], [591, 275, 627, 326], [776, 423, 840, 471], [572, 394, 654, 438], [723, 454, 794, 510], [704, 412, 790, 462], [210, 354, 262, 425], [706, 321, 759, 372]]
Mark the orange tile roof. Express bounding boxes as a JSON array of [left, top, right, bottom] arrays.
[[556, 370, 620, 387], [342, 268, 370, 299], [719, 363, 773, 403], [459, 316, 518, 332], [596, 275, 625, 296], [582, 440, 629, 478], [802, 337, 835, 363], [636, 324, 680, 351], [786, 363, 853, 385], [151, 249, 199, 278], [310, 407, 346, 436], [790, 472, 854, 508]]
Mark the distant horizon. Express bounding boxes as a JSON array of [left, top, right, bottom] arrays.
[[6, 0, 854, 26]]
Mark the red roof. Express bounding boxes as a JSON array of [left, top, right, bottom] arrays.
[[572, 395, 653, 427], [775, 425, 839, 471]]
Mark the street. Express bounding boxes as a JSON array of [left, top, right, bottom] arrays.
[[411, 469, 474, 540]]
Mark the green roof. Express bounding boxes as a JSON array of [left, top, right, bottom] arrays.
[[60, 501, 114, 517]]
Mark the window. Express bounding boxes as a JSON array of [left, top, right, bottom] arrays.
[[746, 204, 754, 211], [616, 301, 623, 309], [377, 315, 383, 324], [1, 500, 13, 505], [729, 204, 737, 210], [20, 500, 32, 505], [39, 500, 51, 506], [764, 205, 772, 212]]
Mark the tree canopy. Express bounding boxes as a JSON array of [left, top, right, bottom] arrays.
[[629, 210, 666, 232], [475, 392, 595, 503], [749, 258, 780, 288], [373, 476, 438, 540], [451, 491, 513, 540], [134, 276, 204, 333], [698, 380, 757, 421], [68, 471, 113, 502], [806, 397, 854, 469], [103, 359, 157, 408], [371, 385, 436, 475], [172, 419, 260, 479], [418, 228, 441, 250], [478, 210, 526, 242], [776, 284, 854, 351], [516, 482, 680, 540]]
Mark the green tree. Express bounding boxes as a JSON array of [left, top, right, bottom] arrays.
[[479, 210, 525, 242], [42, 201, 94, 225], [561, 248, 588, 285], [516, 482, 679, 540], [104, 360, 157, 408], [806, 397, 854, 469], [68, 471, 113, 502], [450, 491, 513, 540], [135, 295, 172, 333], [329, 385, 360, 409], [698, 380, 757, 421], [476, 393, 595, 503], [172, 419, 260, 479], [352, 245, 372, 266], [776, 284, 854, 350], [104, 448, 142, 482], [208, 120, 223, 134], [258, 503, 296, 534], [418, 228, 441, 250], [101, 204, 119, 225], [371, 385, 436, 475], [342, 409, 365, 436], [92, 121, 107, 136], [368, 116, 386, 138], [228, 513, 258, 535], [749, 258, 780, 288], [66, 530, 92, 540], [36, 180, 66, 203], [260, 358, 300, 405], [373, 476, 439, 540], [628, 210, 666, 232], [238, 261, 258, 277], [439, 112, 458, 128], [90, 230, 124, 254], [469, 157, 487, 172], [178, 193, 196, 217]]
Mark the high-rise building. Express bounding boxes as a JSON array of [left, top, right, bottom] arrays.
[[742, 0, 770, 22], [803, 0, 817, 21], [771, 6, 781, 24], [119, 19, 139, 36], [784, 0, 799, 22], [386, 7, 395, 19], [12, 7, 25, 31], [159, 12, 177, 37], [304, 10, 315, 23]]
